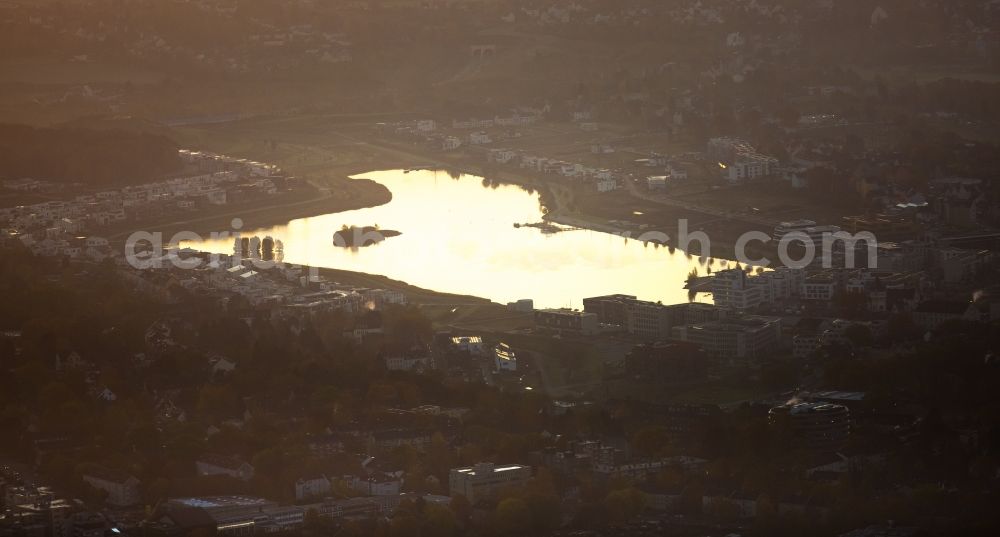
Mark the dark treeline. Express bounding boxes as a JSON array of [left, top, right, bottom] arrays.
[[0, 124, 182, 185]]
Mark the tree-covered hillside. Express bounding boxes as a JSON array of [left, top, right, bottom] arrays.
[[0, 123, 182, 186]]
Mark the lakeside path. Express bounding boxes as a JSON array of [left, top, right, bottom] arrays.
[[165, 114, 777, 248]]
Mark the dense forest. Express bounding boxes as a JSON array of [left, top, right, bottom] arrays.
[[0, 124, 182, 186]]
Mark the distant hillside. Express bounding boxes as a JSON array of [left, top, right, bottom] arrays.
[[0, 123, 182, 186]]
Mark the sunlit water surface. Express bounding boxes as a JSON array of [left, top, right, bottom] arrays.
[[186, 169, 739, 308]]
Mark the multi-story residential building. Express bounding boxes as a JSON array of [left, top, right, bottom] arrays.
[[582, 294, 636, 328], [493, 342, 517, 372], [871, 242, 924, 272], [448, 463, 531, 503], [594, 459, 672, 481], [295, 476, 332, 501], [937, 248, 993, 284], [710, 268, 805, 311], [533, 309, 598, 335], [710, 269, 766, 310], [720, 153, 777, 183], [801, 274, 836, 301], [624, 341, 707, 383], [670, 316, 782, 361], [450, 336, 485, 355], [349, 473, 402, 496], [367, 429, 432, 452], [196, 454, 256, 481], [442, 136, 462, 150], [81, 467, 141, 507], [708, 137, 778, 183], [769, 402, 851, 452], [792, 332, 823, 358], [382, 345, 434, 372], [647, 175, 668, 191], [911, 300, 975, 330], [488, 148, 516, 164], [772, 220, 817, 241], [582, 295, 726, 339], [468, 131, 492, 145]]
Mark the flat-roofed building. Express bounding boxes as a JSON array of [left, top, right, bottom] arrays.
[[196, 454, 255, 481], [583, 295, 726, 339], [450, 336, 485, 355], [711, 269, 766, 311], [448, 463, 531, 503], [670, 316, 782, 361], [625, 341, 708, 384], [153, 496, 303, 536], [769, 402, 850, 452], [709, 268, 805, 311]]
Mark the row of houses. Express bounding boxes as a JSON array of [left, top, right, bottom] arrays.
[[128, 249, 407, 316], [489, 149, 621, 193], [1, 150, 285, 238], [12, 233, 112, 261]]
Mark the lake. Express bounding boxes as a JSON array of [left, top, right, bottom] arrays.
[[186, 169, 738, 308]]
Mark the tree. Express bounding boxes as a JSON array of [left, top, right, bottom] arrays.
[[251, 448, 284, 480], [887, 313, 920, 343], [494, 497, 532, 535], [844, 324, 874, 348], [196, 384, 242, 422], [604, 488, 646, 524], [422, 503, 458, 537], [631, 426, 672, 458], [145, 477, 171, 504], [833, 290, 867, 315], [449, 493, 472, 523]]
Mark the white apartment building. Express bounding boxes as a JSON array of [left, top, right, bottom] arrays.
[[488, 148, 516, 164], [442, 136, 462, 150], [596, 178, 617, 192], [647, 175, 668, 191], [708, 137, 778, 183], [710, 269, 767, 311], [534, 309, 599, 335], [721, 154, 777, 183], [710, 268, 805, 311], [469, 131, 492, 145]]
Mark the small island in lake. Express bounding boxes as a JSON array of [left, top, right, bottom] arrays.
[[333, 225, 401, 247]]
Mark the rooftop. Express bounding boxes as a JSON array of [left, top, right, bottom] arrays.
[[171, 496, 271, 510]]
